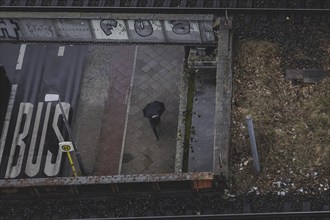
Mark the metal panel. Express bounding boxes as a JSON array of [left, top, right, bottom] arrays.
[[91, 19, 129, 41], [0, 18, 22, 41], [55, 19, 93, 40], [164, 20, 202, 43], [20, 19, 58, 40], [127, 20, 165, 43]]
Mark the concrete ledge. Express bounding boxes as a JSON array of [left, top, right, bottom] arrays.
[[0, 172, 213, 188], [213, 17, 233, 179], [175, 67, 190, 173]]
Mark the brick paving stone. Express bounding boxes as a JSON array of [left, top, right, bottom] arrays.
[[92, 46, 136, 176], [120, 45, 184, 174]]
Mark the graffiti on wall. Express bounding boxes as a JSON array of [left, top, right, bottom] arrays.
[[134, 20, 153, 37], [0, 18, 215, 43], [171, 20, 190, 35], [0, 19, 20, 39], [20, 19, 57, 40], [100, 19, 118, 36]]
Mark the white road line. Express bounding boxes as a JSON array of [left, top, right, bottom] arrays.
[[118, 46, 138, 175], [16, 44, 26, 70], [58, 46, 65, 56], [0, 85, 18, 167]]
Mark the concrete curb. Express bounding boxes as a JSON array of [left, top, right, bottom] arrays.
[[174, 63, 189, 173], [213, 17, 233, 179]]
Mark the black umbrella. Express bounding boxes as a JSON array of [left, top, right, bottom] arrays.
[[143, 101, 165, 119], [143, 101, 165, 140]]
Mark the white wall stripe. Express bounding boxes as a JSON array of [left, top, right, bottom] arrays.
[[16, 44, 26, 70]]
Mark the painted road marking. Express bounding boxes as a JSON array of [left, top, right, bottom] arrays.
[[0, 85, 18, 167], [58, 46, 65, 56], [16, 44, 26, 70]]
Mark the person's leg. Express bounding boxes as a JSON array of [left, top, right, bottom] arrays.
[[149, 119, 159, 140]]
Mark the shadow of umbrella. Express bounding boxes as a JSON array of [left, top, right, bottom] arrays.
[[143, 101, 165, 140]]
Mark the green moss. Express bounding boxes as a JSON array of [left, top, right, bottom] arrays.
[[182, 68, 196, 172]]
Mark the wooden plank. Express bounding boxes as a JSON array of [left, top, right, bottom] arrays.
[[130, 0, 138, 6], [179, 0, 187, 7], [146, 0, 154, 7], [213, 0, 220, 7], [114, 0, 121, 7], [278, 0, 289, 22], [244, 0, 253, 24], [4, 0, 11, 6], [284, 202, 291, 212], [303, 202, 311, 211], [98, 0, 105, 6], [51, 0, 59, 6], [293, 0, 304, 24], [66, 0, 74, 6], [196, 0, 204, 7], [19, 0, 28, 6], [82, 0, 89, 6], [163, 0, 171, 7], [230, 0, 237, 7], [35, 0, 43, 6]]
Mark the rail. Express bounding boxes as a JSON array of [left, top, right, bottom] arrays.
[[1, 0, 329, 14]]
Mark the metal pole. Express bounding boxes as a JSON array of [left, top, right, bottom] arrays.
[[66, 151, 78, 177], [57, 99, 86, 176], [246, 115, 260, 172]]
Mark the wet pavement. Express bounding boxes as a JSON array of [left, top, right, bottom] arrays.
[[0, 43, 216, 178], [74, 45, 113, 175], [120, 45, 185, 174], [189, 69, 216, 172], [75, 45, 185, 176], [93, 46, 136, 176]]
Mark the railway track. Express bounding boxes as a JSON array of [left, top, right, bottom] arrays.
[[1, 0, 330, 14], [0, 190, 329, 219]]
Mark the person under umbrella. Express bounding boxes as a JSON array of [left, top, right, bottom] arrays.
[[143, 101, 165, 140]]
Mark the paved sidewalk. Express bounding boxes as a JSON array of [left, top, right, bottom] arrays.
[[74, 45, 113, 175], [120, 45, 185, 174], [93, 46, 136, 176]]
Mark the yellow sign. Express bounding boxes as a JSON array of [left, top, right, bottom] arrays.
[[61, 145, 71, 152], [59, 142, 74, 152]]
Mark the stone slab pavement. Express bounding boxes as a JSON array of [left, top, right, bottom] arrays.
[[120, 45, 185, 175], [74, 45, 113, 175], [93, 46, 136, 176]]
